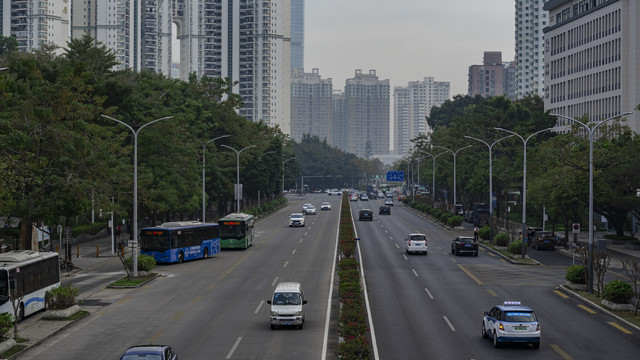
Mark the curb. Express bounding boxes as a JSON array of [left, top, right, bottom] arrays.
[[557, 284, 640, 333], [478, 243, 542, 265], [6, 311, 90, 360], [106, 272, 160, 289]]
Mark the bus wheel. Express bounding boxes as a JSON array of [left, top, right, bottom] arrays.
[[203, 248, 209, 259], [178, 252, 184, 263]]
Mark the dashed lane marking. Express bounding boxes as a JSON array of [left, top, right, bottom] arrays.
[[554, 290, 569, 299], [457, 264, 484, 285], [608, 321, 633, 334], [577, 304, 596, 314], [487, 289, 498, 297], [550, 344, 574, 360]]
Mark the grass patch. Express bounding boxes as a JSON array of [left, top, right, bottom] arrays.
[[1, 344, 26, 358], [109, 273, 157, 287], [44, 310, 89, 321], [570, 288, 640, 328], [14, 337, 28, 343]]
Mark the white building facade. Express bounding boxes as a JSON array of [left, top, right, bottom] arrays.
[[515, 0, 550, 98], [394, 77, 450, 156], [290, 68, 333, 143], [543, 0, 639, 133], [2, 0, 70, 55]]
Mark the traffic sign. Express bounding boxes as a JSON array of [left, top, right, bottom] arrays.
[[386, 170, 404, 182], [572, 223, 580, 234]]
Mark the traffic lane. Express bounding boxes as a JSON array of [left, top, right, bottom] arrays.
[[23, 200, 339, 360]]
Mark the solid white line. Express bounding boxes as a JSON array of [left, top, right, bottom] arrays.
[[271, 277, 279, 286], [322, 201, 341, 360], [254, 300, 264, 314], [443, 316, 456, 331], [283, 261, 289, 268], [412, 269, 419, 277], [354, 216, 380, 359], [424, 288, 434, 299], [226, 337, 242, 359], [292, 249, 296, 255]]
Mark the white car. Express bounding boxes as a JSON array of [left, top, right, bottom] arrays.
[[305, 205, 316, 215], [482, 301, 540, 349], [268, 282, 307, 329], [320, 202, 331, 211], [405, 233, 427, 255], [289, 213, 305, 227], [302, 203, 312, 213]]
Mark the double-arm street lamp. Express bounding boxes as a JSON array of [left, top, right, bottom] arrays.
[[464, 135, 514, 239], [433, 145, 472, 206], [221, 145, 257, 212], [282, 157, 296, 195], [100, 114, 173, 277], [551, 112, 633, 293], [201, 135, 229, 222], [494, 127, 553, 259]]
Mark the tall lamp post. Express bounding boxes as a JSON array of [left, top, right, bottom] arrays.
[[100, 114, 173, 277], [221, 145, 256, 212], [495, 127, 553, 259], [551, 112, 632, 293], [421, 151, 447, 200], [201, 135, 229, 222], [464, 135, 513, 239], [282, 157, 296, 195], [433, 145, 472, 206]]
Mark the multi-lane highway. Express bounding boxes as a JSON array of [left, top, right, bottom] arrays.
[[18, 194, 640, 359]]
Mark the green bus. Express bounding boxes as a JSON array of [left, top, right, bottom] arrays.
[[219, 213, 255, 249]]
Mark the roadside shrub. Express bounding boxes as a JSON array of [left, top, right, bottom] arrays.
[[45, 286, 79, 310], [439, 212, 451, 224], [72, 222, 108, 237], [125, 254, 156, 272], [603, 280, 634, 304], [447, 216, 464, 227], [494, 233, 509, 246], [565, 265, 586, 284], [509, 239, 523, 255], [338, 298, 367, 338], [0, 313, 13, 342], [336, 335, 370, 360], [339, 258, 359, 271], [431, 208, 442, 219], [478, 226, 491, 241]]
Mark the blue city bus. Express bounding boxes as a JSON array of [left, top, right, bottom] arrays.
[[139, 221, 220, 263], [219, 213, 255, 249]]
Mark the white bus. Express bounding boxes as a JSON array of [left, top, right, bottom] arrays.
[[0, 251, 61, 320]]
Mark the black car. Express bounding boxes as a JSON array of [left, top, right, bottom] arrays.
[[530, 231, 555, 250], [451, 236, 478, 256], [120, 345, 178, 360], [379, 205, 391, 215], [359, 209, 373, 221]]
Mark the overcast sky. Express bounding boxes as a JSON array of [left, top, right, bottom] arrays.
[[305, 0, 516, 97]]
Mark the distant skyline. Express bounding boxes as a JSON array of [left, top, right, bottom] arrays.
[[305, 0, 515, 97]]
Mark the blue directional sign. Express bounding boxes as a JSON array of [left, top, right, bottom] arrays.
[[386, 170, 404, 182]]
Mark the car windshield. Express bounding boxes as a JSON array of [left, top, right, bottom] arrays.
[[291, 214, 303, 219], [458, 238, 475, 244], [121, 355, 163, 360], [410, 235, 426, 241], [273, 292, 301, 305], [503, 311, 536, 322]]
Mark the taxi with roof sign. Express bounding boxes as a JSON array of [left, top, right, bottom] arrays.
[[482, 301, 540, 349]]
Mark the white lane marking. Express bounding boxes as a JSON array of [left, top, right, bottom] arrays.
[[402, 254, 407, 260], [443, 316, 456, 331], [299, 238, 303, 243], [385, 230, 388, 234], [226, 337, 242, 359], [305, 231, 309, 236], [412, 269, 419, 277], [255, 300, 264, 314], [283, 261, 289, 268], [390, 237, 393, 241], [424, 288, 434, 299], [292, 249, 296, 255], [271, 277, 279, 286], [395, 243, 400, 249]]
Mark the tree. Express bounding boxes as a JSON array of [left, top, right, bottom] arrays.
[[0, 35, 18, 56], [621, 257, 640, 314]]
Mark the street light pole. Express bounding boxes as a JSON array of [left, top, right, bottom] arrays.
[[221, 145, 256, 212], [422, 151, 446, 200], [495, 127, 553, 259], [434, 145, 472, 207], [464, 135, 514, 239], [201, 135, 229, 222], [282, 157, 296, 195], [101, 114, 173, 277], [551, 112, 633, 293]]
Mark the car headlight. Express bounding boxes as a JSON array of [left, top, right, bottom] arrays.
[[271, 311, 278, 316], [295, 310, 303, 316]]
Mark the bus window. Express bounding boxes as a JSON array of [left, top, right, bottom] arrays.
[[140, 231, 171, 252]]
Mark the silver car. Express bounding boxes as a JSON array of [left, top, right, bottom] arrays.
[[405, 233, 427, 255]]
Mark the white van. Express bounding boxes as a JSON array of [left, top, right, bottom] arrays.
[[267, 282, 307, 329]]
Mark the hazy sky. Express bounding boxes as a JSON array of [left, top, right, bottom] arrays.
[[305, 0, 516, 97]]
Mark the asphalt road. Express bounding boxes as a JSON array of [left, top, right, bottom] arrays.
[[20, 194, 342, 360], [352, 198, 640, 360]]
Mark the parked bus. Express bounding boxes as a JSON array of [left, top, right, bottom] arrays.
[[139, 221, 220, 263], [219, 213, 255, 249], [0, 251, 60, 320]]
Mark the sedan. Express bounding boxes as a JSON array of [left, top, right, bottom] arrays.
[[289, 213, 305, 227], [359, 209, 373, 221], [482, 301, 540, 349], [384, 198, 394, 206], [379, 205, 391, 215], [320, 202, 331, 211], [304, 205, 317, 215], [405, 233, 427, 255], [120, 345, 178, 360], [451, 236, 478, 256]]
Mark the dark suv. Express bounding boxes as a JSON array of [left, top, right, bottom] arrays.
[[379, 205, 391, 215], [120, 345, 178, 360], [359, 209, 373, 221], [530, 231, 555, 250], [451, 236, 478, 256]]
